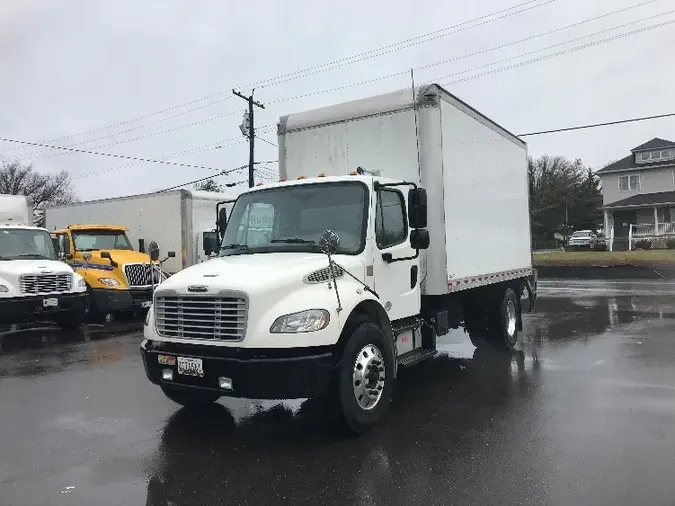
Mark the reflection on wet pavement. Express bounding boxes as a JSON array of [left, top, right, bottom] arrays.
[[1, 281, 675, 505]]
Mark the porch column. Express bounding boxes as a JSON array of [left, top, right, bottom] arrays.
[[654, 207, 660, 235]]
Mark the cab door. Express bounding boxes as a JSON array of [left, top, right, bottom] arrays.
[[371, 187, 421, 322]]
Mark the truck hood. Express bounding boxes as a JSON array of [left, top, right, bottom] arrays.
[[84, 250, 151, 265], [0, 259, 73, 277], [156, 253, 365, 295]]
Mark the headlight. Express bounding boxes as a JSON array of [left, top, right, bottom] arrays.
[[0, 285, 8, 293], [270, 309, 330, 333], [98, 277, 120, 286], [77, 278, 87, 288]]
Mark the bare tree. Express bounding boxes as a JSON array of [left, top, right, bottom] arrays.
[[0, 157, 77, 226], [194, 178, 223, 192]]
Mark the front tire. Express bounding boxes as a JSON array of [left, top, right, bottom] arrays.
[[333, 322, 395, 436], [161, 386, 221, 407], [56, 309, 86, 331]]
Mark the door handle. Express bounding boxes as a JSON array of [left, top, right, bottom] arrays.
[[410, 266, 418, 289]]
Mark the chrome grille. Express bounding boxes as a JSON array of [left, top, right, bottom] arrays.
[[155, 295, 247, 340], [124, 263, 162, 287], [19, 273, 72, 294]]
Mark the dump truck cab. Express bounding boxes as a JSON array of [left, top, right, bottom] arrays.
[[51, 224, 167, 320]]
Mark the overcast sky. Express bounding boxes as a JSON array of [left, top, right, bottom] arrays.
[[1, 0, 673, 200]]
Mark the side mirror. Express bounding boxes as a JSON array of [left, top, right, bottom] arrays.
[[410, 229, 430, 250], [408, 188, 428, 229], [100, 251, 111, 260], [167, 251, 176, 258], [203, 231, 217, 256], [319, 229, 340, 255], [148, 241, 160, 262], [218, 207, 228, 240], [63, 238, 71, 256]]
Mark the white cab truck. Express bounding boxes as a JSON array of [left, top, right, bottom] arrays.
[[45, 189, 237, 274], [140, 84, 537, 434], [0, 194, 88, 329]]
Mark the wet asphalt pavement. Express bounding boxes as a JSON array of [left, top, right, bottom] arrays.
[[1, 280, 675, 505]]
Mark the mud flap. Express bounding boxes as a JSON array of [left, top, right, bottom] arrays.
[[524, 269, 538, 313]]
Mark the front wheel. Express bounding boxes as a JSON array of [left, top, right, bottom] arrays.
[[333, 322, 395, 435], [56, 309, 86, 331], [161, 386, 221, 407]]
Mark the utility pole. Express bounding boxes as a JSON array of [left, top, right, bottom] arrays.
[[233, 89, 265, 188]]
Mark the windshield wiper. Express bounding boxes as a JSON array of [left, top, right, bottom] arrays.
[[271, 238, 321, 251], [16, 253, 50, 259], [220, 243, 252, 253]]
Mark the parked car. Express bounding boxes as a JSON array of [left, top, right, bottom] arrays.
[[567, 230, 598, 250]]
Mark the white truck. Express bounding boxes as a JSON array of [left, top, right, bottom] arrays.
[[45, 189, 237, 274], [0, 194, 88, 329], [140, 84, 537, 434]]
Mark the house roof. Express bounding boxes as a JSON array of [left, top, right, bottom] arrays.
[[603, 190, 675, 209], [597, 137, 675, 174], [631, 137, 675, 152]]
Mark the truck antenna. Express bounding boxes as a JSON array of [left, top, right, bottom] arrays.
[[410, 68, 422, 181]]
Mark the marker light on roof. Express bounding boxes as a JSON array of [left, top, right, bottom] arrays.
[[297, 175, 306, 179], [317, 172, 326, 177], [256, 182, 263, 186], [349, 171, 357, 175], [279, 178, 287, 182]]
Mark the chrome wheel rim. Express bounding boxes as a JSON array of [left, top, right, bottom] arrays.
[[506, 300, 517, 338], [352, 344, 385, 411]]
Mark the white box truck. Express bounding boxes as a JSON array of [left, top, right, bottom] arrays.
[[140, 84, 537, 434], [45, 189, 237, 274], [0, 194, 88, 329]]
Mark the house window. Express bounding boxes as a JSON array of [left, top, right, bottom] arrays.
[[651, 151, 661, 160], [657, 207, 671, 223], [641, 152, 650, 161], [663, 150, 671, 158], [618, 174, 641, 191]]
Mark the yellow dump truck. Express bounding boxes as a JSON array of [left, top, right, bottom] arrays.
[[50, 225, 172, 320]]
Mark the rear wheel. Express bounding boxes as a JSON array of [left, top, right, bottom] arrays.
[[487, 287, 519, 350], [161, 386, 221, 407], [331, 322, 395, 435]]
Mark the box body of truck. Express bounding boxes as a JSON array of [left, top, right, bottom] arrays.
[[278, 83, 533, 300], [45, 189, 235, 274]]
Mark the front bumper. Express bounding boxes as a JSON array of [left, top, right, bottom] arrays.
[[141, 339, 336, 400], [92, 288, 152, 313], [0, 292, 88, 324]]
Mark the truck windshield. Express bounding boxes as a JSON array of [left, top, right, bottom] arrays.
[[220, 181, 368, 255], [71, 230, 133, 251], [0, 228, 57, 260]]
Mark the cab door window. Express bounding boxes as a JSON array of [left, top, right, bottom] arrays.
[[375, 189, 408, 249]]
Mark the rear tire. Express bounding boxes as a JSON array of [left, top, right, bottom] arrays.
[[487, 287, 519, 350], [161, 386, 221, 407], [331, 322, 395, 436]]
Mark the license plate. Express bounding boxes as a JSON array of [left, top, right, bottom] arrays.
[[141, 301, 152, 308], [177, 357, 204, 377], [43, 298, 58, 308]]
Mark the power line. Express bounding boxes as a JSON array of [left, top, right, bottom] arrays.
[[519, 112, 675, 137], [14, 0, 555, 148], [258, 136, 278, 148], [157, 160, 278, 192], [0, 136, 231, 172], [440, 17, 675, 87], [256, 0, 558, 90], [267, 6, 670, 105]]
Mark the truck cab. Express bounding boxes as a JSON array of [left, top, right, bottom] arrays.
[[141, 175, 431, 433], [0, 195, 88, 329], [51, 224, 171, 320]]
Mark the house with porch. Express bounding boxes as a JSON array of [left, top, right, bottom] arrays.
[[597, 137, 675, 251]]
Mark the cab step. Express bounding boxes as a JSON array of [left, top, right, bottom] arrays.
[[397, 348, 437, 368]]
